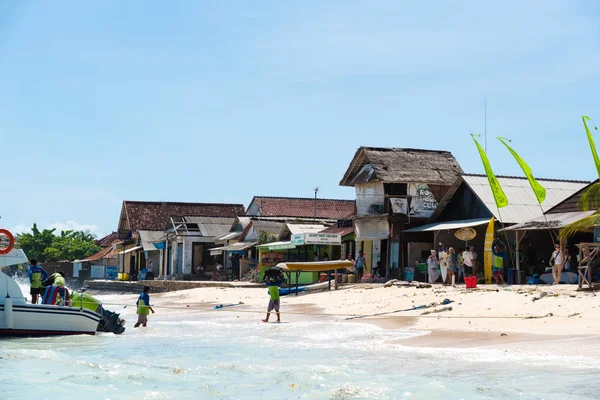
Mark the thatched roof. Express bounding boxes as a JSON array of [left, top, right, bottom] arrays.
[[339, 147, 463, 186]]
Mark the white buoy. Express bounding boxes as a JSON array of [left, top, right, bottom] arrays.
[[4, 296, 13, 329]]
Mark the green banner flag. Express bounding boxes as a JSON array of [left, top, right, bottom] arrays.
[[471, 134, 508, 208], [583, 116, 600, 180], [497, 137, 546, 204]]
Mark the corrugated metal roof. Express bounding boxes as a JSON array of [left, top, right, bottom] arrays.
[[138, 230, 166, 251], [403, 218, 491, 232], [286, 224, 327, 235], [463, 175, 589, 224], [183, 216, 236, 238], [499, 211, 595, 231], [216, 231, 242, 241]]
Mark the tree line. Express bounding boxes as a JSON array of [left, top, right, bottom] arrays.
[[17, 223, 101, 262]]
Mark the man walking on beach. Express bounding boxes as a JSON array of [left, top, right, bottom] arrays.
[[28, 259, 48, 304], [134, 286, 155, 328], [262, 271, 284, 323]]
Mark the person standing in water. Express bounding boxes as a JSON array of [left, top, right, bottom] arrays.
[[262, 272, 284, 323], [28, 259, 48, 304], [134, 286, 155, 328]]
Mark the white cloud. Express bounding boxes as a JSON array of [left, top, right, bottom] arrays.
[[10, 224, 34, 235], [47, 221, 99, 234], [10, 221, 99, 235]]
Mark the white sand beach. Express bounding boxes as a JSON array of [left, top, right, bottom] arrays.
[[99, 283, 600, 356]]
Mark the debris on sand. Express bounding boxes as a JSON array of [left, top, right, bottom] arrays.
[[420, 306, 452, 315]]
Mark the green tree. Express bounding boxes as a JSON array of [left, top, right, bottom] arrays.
[[16, 223, 56, 262], [17, 224, 101, 262], [44, 230, 101, 261], [258, 231, 278, 245]]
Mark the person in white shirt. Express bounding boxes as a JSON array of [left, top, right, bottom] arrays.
[[550, 243, 565, 285], [462, 248, 474, 277]]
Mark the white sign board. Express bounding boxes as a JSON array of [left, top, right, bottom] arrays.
[[291, 233, 341, 245]]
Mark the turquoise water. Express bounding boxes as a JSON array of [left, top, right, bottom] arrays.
[[1, 304, 599, 400]]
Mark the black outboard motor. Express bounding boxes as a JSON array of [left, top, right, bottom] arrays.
[[70, 290, 126, 335], [96, 306, 126, 334]]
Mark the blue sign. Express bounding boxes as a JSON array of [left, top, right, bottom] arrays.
[[106, 266, 118, 280], [595, 227, 600, 243]]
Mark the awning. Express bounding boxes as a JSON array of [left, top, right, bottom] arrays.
[[210, 247, 224, 256], [499, 211, 595, 232], [403, 218, 491, 233], [286, 223, 327, 235], [257, 241, 297, 251], [355, 216, 389, 240], [209, 241, 257, 255], [216, 231, 242, 242], [117, 246, 143, 255], [138, 230, 165, 251]]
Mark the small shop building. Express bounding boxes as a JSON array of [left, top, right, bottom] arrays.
[[339, 147, 464, 278], [403, 174, 589, 282]]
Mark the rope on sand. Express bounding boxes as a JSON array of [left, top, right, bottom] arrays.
[[99, 301, 559, 320]]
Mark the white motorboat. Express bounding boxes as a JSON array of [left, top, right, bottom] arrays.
[[0, 249, 102, 337]]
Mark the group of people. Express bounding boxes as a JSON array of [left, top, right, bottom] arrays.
[[27, 259, 67, 304], [427, 246, 479, 285]]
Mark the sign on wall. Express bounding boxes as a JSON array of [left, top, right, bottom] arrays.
[[90, 265, 105, 279], [407, 183, 438, 218], [291, 233, 342, 245]]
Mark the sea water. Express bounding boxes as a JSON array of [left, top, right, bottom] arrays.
[[1, 298, 599, 400]]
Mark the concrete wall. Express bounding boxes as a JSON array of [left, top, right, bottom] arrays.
[[356, 182, 385, 216], [183, 237, 195, 275], [247, 201, 259, 216]]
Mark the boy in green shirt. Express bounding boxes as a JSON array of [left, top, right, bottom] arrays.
[[262, 270, 284, 323]]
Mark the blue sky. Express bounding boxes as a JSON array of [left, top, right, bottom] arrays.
[[1, 1, 600, 236]]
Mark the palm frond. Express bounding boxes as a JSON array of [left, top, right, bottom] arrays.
[[560, 210, 600, 239], [578, 182, 600, 211]]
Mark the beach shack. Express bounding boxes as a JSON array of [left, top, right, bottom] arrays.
[[257, 224, 342, 285], [114, 201, 245, 280], [499, 180, 596, 286], [339, 147, 464, 279], [403, 174, 589, 283]]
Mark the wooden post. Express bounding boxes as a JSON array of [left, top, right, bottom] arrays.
[[334, 269, 338, 290], [578, 244, 583, 289], [515, 231, 520, 272]]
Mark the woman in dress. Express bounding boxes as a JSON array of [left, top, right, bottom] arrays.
[[427, 250, 440, 284], [448, 247, 458, 285]]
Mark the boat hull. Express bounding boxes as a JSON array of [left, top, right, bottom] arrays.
[[0, 303, 101, 337]]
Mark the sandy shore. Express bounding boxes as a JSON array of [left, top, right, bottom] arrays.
[[98, 282, 600, 354]]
